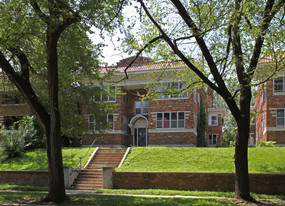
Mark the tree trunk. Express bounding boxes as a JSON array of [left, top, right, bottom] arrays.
[[43, 31, 68, 203], [233, 87, 255, 202]]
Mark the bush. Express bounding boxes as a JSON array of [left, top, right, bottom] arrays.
[[0, 116, 45, 160], [256, 140, 276, 147], [17, 116, 45, 150], [0, 127, 25, 158]]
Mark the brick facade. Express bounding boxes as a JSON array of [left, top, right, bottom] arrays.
[[255, 75, 285, 145], [83, 57, 225, 147]]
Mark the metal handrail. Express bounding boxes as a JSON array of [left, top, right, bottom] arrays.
[[73, 138, 97, 172]]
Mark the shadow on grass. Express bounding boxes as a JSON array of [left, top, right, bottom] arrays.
[[1, 192, 283, 206]]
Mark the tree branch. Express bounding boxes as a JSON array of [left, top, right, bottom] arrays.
[[8, 47, 30, 81], [167, 0, 241, 116], [114, 35, 163, 83], [30, 0, 50, 24], [248, 0, 285, 81], [138, 0, 219, 92], [0, 50, 50, 129]]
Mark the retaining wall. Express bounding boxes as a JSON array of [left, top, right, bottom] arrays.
[[113, 172, 285, 195], [0, 167, 79, 188]]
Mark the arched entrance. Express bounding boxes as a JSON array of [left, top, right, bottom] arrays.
[[128, 115, 148, 146]]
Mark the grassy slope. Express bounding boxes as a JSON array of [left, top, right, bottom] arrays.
[[0, 147, 94, 170], [117, 147, 285, 173]]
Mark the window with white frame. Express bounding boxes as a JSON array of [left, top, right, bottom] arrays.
[[208, 114, 218, 126], [276, 109, 285, 126], [274, 77, 285, 93], [208, 134, 217, 146], [155, 82, 187, 99], [88, 114, 114, 131], [135, 101, 149, 115], [157, 112, 185, 129]]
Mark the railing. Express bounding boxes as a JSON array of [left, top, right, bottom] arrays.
[[73, 138, 97, 172]]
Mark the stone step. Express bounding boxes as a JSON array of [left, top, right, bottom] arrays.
[[71, 148, 127, 191], [88, 164, 119, 168], [74, 179, 103, 185], [72, 184, 103, 190], [78, 173, 102, 177], [98, 149, 126, 153], [93, 155, 124, 158]]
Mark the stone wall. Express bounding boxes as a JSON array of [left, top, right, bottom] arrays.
[[113, 171, 285, 195]]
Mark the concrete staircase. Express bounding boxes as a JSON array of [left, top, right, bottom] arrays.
[[71, 148, 127, 190]]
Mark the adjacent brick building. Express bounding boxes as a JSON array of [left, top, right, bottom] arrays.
[[254, 55, 285, 145], [82, 56, 226, 147]]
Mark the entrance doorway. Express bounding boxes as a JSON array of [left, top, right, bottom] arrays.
[[135, 128, 147, 146]]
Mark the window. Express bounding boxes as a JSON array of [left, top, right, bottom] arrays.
[[135, 101, 149, 115], [123, 90, 129, 104], [91, 86, 116, 102], [157, 112, 185, 129], [1, 94, 25, 105], [209, 114, 218, 126], [274, 77, 285, 93], [276, 109, 285, 126], [168, 82, 187, 98], [208, 134, 217, 146], [155, 82, 187, 99], [123, 116, 129, 133], [88, 114, 114, 131], [262, 83, 266, 102]]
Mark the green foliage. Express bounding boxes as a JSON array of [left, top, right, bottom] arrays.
[[0, 127, 25, 159], [256, 141, 276, 147], [222, 113, 237, 147], [16, 116, 45, 151], [197, 97, 207, 147], [0, 116, 45, 160]]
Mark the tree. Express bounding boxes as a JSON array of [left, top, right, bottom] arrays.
[[125, 0, 285, 202], [197, 97, 206, 147], [0, 0, 124, 203]]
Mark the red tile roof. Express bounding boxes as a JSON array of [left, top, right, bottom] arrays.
[[98, 60, 186, 74]]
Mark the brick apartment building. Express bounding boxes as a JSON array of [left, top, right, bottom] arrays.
[[0, 91, 31, 130], [0, 56, 226, 147], [254, 56, 285, 145], [82, 56, 226, 147]]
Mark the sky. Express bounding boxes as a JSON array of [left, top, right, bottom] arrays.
[[89, 3, 140, 66]]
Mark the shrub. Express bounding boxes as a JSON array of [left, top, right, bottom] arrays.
[[17, 116, 45, 150], [0, 127, 25, 158], [0, 116, 45, 160], [256, 140, 276, 147]]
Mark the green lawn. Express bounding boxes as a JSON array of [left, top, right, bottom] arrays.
[[117, 147, 285, 173], [1, 191, 283, 206], [0, 147, 94, 170]]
